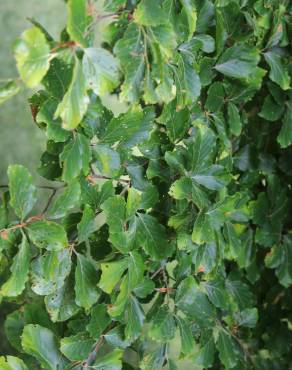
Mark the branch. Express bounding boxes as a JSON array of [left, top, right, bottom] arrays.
[[42, 188, 57, 214], [81, 321, 117, 368]]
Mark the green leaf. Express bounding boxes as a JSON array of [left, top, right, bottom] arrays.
[[215, 328, 240, 369], [194, 335, 215, 368], [136, 213, 170, 260], [14, 27, 50, 88], [114, 23, 145, 102], [215, 44, 260, 79], [277, 101, 292, 148], [45, 279, 79, 322], [205, 82, 225, 112], [77, 204, 95, 243], [101, 107, 154, 147], [134, 0, 166, 26], [226, 279, 253, 310], [21, 324, 62, 370], [86, 304, 111, 339], [75, 253, 100, 309], [26, 220, 68, 251], [148, 305, 175, 342], [60, 332, 95, 361], [175, 276, 215, 327], [235, 308, 258, 328], [94, 144, 121, 178], [0, 80, 20, 105], [67, 0, 91, 47], [264, 51, 290, 90], [101, 195, 128, 253], [47, 181, 80, 219], [258, 95, 284, 122], [99, 258, 129, 294], [31, 249, 71, 295], [201, 279, 230, 310], [192, 211, 214, 245], [60, 133, 91, 182], [169, 177, 209, 209], [1, 234, 30, 297], [8, 164, 37, 219], [36, 98, 71, 142], [83, 47, 120, 95], [104, 325, 130, 349], [180, 0, 197, 40], [227, 102, 242, 136], [176, 316, 195, 355], [55, 57, 89, 130], [176, 55, 201, 108], [125, 296, 145, 342], [265, 235, 292, 287], [93, 349, 123, 369], [0, 356, 28, 370], [158, 102, 190, 142]]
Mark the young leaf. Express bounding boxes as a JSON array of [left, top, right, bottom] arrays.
[[8, 164, 37, 219], [14, 27, 50, 88]]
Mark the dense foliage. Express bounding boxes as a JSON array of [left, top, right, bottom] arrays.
[[0, 0, 292, 368]]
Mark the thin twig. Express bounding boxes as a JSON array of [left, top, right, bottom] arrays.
[[151, 266, 164, 279], [42, 188, 57, 214]]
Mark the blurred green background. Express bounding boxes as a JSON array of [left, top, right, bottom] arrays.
[[0, 0, 66, 181]]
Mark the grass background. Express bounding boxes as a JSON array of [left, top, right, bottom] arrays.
[[0, 0, 66, 181]]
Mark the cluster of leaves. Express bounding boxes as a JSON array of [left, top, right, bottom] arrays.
[[0, 0, 292, 369]]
